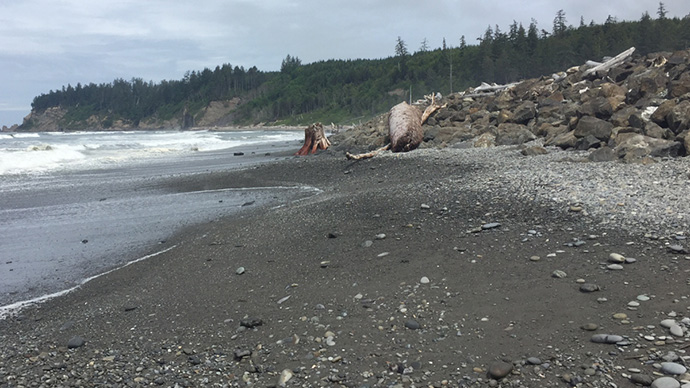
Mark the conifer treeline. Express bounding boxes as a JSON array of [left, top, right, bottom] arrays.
[[29, 8, 690, 128]]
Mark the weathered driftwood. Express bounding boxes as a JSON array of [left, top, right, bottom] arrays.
[[421, 94, 447, 125], [388, 101, 423, 152], [346, 102, 423, 160], [295, 122, 330, 155], [460, 82, 518, 98], [583, 47, 635, 77]]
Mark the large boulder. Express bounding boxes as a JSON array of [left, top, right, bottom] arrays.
[[578, 97, 613, 119], [511, 101, 537, 124], [495, 123, 537, 145], [546, 130, 578, 149], [667, 100, 690, 134], [650, 99, 677, 127], [614, 132, 684, 159], [669, 71, 690, 98], [574, 116, 614, 141]]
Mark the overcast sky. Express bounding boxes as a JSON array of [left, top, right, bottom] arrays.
[[0, 0, 687, 127]]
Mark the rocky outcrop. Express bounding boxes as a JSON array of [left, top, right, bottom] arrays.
[[332, 47, 690, 162], [20, 107, 68, 131], [18, 98, 242, 131]]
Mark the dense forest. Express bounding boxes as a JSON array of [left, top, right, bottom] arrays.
[[25, 5, 690, 130]]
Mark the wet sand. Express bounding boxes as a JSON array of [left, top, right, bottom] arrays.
[[0, 139, 306, 306], [0, 146, 689, 387]]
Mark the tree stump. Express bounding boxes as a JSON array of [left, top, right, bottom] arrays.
[[296, 122, 331, 155]]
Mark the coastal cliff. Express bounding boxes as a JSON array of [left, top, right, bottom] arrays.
[[19, 97, 242, 132]]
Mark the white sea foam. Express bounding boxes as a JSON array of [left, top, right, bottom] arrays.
[[0, 130, 302, 175]]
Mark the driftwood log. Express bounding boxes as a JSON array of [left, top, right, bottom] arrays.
[[346, 102, 423, 160], [295, 122, 330, 155], [584, 47, 635, 77], [421, 94, 446, 125]]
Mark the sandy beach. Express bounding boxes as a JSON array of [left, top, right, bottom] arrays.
[[1, 145, 689, 387]]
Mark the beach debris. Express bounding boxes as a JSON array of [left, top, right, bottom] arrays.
[[296, 122, 330, 155], [346, 101, 424, 160]]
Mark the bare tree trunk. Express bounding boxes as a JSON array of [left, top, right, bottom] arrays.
[[389, 102, 423, 152], [346, 102, 424, 160], [295, 122, 331, 155]]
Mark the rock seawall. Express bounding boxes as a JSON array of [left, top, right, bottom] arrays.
[[332, 48, 690, 162]]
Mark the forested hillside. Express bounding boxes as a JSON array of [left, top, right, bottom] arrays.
[[22, 7, 690, 131]]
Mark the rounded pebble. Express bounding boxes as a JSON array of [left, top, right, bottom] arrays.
[[67, 336, 86, 349], [420, 276, 430, 284], [405, 319, 421, 330], [552, 270, 567, 278], [670, 324, 684, 337], [661, 362, 687, 375], [526, 357, 542, 365], [487, 362, 513, 379], [607, 264, 624, 270], [580, 283, 600, 293], [482, 222, 501, 230], [581, 323, 598, 331], [591, 334, 623, 344], [651, 376, 681, 388], [609, 253, 625, 263], [630, 374, 654, 386]]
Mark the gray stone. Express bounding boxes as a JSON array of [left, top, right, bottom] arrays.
[[482, 222, 501, 230], [526, 357, 542, 365], [630, 373, 654, 386], [661, 362, 687, 375], [67, 336, 86, 349], [669, 324, 684, 337], [581, 323, 598, 331], [405, 319, 420, 330], [651, 376, 681, 388], [591, 334, 623, 344], [487, 361, 513, 379], [661, 319, 678, 328], [588, 146, 616, 162], [580, 283, 600, 293], [574, 116, 614, 141]]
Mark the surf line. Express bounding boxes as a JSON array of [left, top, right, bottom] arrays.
[[0, 245, 177, 320]]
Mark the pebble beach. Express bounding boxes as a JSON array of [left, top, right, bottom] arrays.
[[1, 144, 690, 388]]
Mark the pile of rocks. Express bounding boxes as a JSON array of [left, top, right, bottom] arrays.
[[333, 47, 690, 162]]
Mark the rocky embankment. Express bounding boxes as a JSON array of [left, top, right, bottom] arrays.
[[332, 48, 690, 162]]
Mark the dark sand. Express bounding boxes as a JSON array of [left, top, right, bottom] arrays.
[[0, 147, 686, 387]]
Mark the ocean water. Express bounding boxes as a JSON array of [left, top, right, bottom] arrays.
[[0, 130, 303, 175], [0, 129, 318, 314]]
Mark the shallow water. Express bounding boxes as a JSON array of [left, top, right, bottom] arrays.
[[0, 131, 317, 307]]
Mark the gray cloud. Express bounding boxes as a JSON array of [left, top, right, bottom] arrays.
[[0, 0, 687, 126]]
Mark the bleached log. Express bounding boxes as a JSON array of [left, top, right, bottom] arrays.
[[460, 82, 518, 98], [583, 47, 635, 77], [421, 94, 447, 125], [345, 102, 424, 160], [346, 144, 390, 160]]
